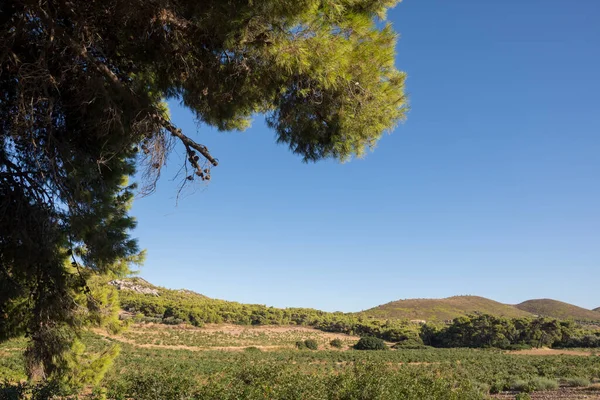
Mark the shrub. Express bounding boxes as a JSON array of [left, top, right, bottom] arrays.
[[330, 339, 343, 348], [392, 338, 428, 350], [162, 317, 184, 325], [354, 337, 387, 350], [505, 344, 532, 351], [510, 379, 532, 393], [489, 381, 505, 394], [511, 377, 558, 393], [304, 339, 318, 350], [562, 377, 590, 387], [530, 377, 558, 391], [295, 341, 307, 350], [515, 393, 531, 400], [244, 347, 262, 353]]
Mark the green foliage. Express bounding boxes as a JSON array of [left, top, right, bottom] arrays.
[[421, 314, 599, 349], [530, 377, 559, 391], [562, 377, 591, 387], [117, 279, 420, 341], [54, 339, 120, 391], [393, 337, 428, 349], [4, 328, 600, 398], [303, 339, 318, 350], [515, 393, 532, 400], [354, 336, 387, 350], [1, 0, 407, 382], [330, 338, 344, 348], [295, 341, 306, 350], [119, 281, 600, 350], [510, 377, 558, 393], [244, 347, 261, 353]]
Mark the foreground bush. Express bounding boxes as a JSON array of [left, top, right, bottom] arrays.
[[330, 339, 343, 348], [354, 337, 387, 350], [562, 377, 591, 387], [304, 339, 318, 350], [510, 377, 559, 393]]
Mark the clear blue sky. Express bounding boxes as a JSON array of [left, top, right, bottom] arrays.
[[131, 0, 600, 312]]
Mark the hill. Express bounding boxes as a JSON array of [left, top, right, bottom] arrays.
[[515, 299, 600, 322], [359, 296, 532, 321], [110, 278, 599, 326]]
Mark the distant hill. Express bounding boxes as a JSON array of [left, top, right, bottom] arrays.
[[111, 278, 599, 324], [515, 299, 600, 322], [360, 296, 532, 321], [595, 307, 600, 312]]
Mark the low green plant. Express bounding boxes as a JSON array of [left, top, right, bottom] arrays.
[[562, 377, 590, 387], [510, 379, 532, 393], [354, 337, 387, 350], [295, 341, 306, 350], [530, 377, 559, 391], [515, 393, 531, 400], [244, 347, 262, 353], [393, 338, 428, 349], [304, 339, 318, 350], [330, 339, 343, 348]]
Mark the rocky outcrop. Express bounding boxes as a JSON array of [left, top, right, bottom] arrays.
[[109, 279, 160, 296]]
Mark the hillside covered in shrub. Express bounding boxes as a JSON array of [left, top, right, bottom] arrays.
[[115, 278, 600, 349]]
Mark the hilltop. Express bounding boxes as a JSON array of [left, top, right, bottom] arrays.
[[515, 299, 600, 322], [359, 296, 532, 321]]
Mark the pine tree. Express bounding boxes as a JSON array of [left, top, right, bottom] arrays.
[[0, 0, 408, 382]]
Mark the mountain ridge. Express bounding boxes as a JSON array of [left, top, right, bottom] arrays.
[[113, 277, 600, 322]]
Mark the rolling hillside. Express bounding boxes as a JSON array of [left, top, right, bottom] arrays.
[[515, 299, 600, 322], [360, 296, 533, 321], [112, 278, 599, 324]]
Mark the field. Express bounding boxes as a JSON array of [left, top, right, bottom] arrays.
[[2, 324, 600, 399]]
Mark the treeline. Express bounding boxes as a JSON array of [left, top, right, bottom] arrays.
[[421, 315, 600, 349], [118, 289, 418, 342], [119, 287, 600, 349]]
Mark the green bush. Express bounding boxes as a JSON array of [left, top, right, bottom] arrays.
[[515, 393, 531, 400], [393, 338, 428, 350], [562, 377, 590, 387], [330, 339, 343, 348], [530, 377, 558, 391], [354, 337, 387, 350], [304, 339, 318, 350], [244, 347, 262, 353], [512, 377, 558, 392], [295, 341, 307, 350], [510, 379, 532, 393]]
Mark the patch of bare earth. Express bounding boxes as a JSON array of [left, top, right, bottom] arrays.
[[493, 388, 600, 399], [93, 324, 360, 351], [133, 323, 359, 340], [507, 348, 597, 356]]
